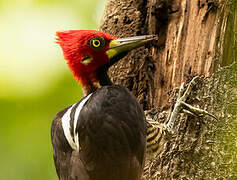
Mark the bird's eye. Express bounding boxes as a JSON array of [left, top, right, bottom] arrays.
[[89, 37, 105, 50], [92, 40, 100, 47]]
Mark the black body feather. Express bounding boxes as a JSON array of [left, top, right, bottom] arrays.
[[51, 85, 146, 180]]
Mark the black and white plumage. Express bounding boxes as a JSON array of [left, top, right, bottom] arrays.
[[52, 31, 157, 180], [51, 85, 146, 180]]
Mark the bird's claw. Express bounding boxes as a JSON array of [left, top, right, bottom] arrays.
[[180, 101, 217, 119], [165, 76, 216, 132]]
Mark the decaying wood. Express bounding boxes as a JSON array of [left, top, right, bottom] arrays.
[[101, 0, 236, 179], [101, 0, 234, 109]]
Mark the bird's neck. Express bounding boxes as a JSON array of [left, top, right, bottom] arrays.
[[81, 67, 112, 96]]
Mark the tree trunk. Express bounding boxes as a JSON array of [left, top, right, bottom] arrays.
[[100, 0, 237, 179]]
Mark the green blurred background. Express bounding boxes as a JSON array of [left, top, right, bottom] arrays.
[[0, 0, 106, 179]]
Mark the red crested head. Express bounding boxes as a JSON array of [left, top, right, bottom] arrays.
[[56, 29, 157, 95], [56, 30, 116, 87]]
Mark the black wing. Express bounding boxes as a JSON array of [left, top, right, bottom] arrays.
[[51, 85, 146, 180], [51, 106, 89, 180], [77, 85, 146, 180]]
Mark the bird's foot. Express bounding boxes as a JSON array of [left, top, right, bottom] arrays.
[[165, 76, 217, 132]]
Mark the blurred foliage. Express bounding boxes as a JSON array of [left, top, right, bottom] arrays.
[[0, 0, 106, 179]]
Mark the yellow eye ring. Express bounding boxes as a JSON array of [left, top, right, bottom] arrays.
[[92, 39, 101, 48], [89, 37, 105, 50]]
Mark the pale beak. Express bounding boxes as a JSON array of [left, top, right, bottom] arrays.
[[106, 35, 157, 65]]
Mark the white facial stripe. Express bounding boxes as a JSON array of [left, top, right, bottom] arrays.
[[61, 93, 92, 150]]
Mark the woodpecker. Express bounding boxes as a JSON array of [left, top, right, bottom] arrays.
[[51, 30, 157, 180]]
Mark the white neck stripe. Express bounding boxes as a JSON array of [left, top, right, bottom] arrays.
[[61, 104, 77, 150], [73, 93, 92, 150], [61, 93, 92, 150]]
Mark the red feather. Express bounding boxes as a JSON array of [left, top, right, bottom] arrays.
[[56, 30, 116, 87]]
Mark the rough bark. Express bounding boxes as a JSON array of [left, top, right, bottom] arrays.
[[100, 0, 236, 179]]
